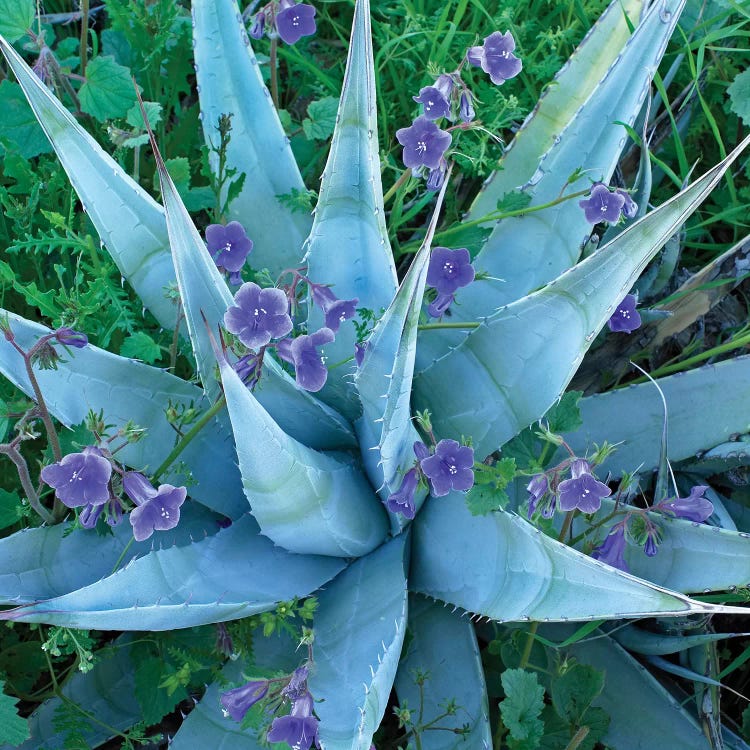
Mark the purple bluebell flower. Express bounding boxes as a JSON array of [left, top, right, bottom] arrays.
[[395, 116, 452, 170], [123, 471, 187, 542], [41, 447, 112, 508], [658, 485, 714, 523], [354, 341, 368, 367], [467, 31, 522, 85], [427, 291, 454, 318], [592, 525, 629, 572], [427, 246, 475, 295], [413, 441, 430, 461], [607, 294, 641, 334], [282, 666, 310, 701], [616, 188, 638, 218], [540, 494, 557, 519], [459, 90, 475, 123], [644, 532, 658, 557], [413, 74, 454, 120], [579, 183, 626, 224], [426, 159, 448, 192], [80, 497, 124, 529], [221, 680, 269, 722], [215, 623, 234, 658], [275, 1, 317, 45], [206, 222, 254, 274], [54, 327, 88, 348], [267, 690, 319, 750], [249, 11, 266, 40], [279, 328, 335, 392], [224, 282, 293, 350], [385, 468, 418, 519], [526, 473, 548, 517], [234, 353, 261, 385], [557, 459, 611, 513], [309, 283, 359, 333], [420, 439, 475, 497]]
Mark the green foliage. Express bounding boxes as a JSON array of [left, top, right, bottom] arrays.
[[0, 679, 30, 745], [0, 0, 34, 43], [302, 97, 340, 141], [466, 457, 516, 515], [120, 331, 162, 364], [79, 56, 139, 122], [499, 668, 546, 750], [0, 81, 53, 159], [728, 69, 750, 127]]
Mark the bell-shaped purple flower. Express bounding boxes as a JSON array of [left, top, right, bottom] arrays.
[[459, 90, 475, 123], [275, 1, 317, 45], [616, 188, 638, 218], [592, 525, 629, 572], [467, 31, 522, 85], [658, 485, 714, 523], [123, 472, 187, 542], [282, 666, 310, 701], [354, 341, 368, 367], [278, 328, 335, 392], [267, 691, 319, 750], [413, 75, 453, 121], [309, 283, 359, 333], [385, 468, 418, 519], [427, 291, 454, 318], [427, 246, 475, 295], [41, 447, 112, 508], [426, 159, 447, 192], [526, 474, 548, 517], [413, 441, 430, 461], [420, 439, 475, 497], [644, 532, 659, 557], [224, 282, 293, 350], [395, 116, 452, 170], [206, 222, 254, 274], [607, 294, 641, 334], [233, 353, 261, 386], [80, 497, 124, 529], [249, 11, 266, 40], [54, 327, 88, 348], [579, 183, 626, 224], [557, 460, 611, 513], [221, 680, 269, 722]]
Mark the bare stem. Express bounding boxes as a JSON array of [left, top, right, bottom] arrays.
[[0, 444, 54, 524], [79, 0, 89, 75]]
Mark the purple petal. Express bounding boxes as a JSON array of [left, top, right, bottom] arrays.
[[275, 3, 317, 45]]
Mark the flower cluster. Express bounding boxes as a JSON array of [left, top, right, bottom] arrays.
[[40, 445, 186, 541], [425, 246, 475, 318], [221, 665, 320, 750], [385, 438, 475, 519], [396, 31, 522, 190], [249, 1, 317, 45], [222, 270, 358, 393], [579, 183, 638, 225]]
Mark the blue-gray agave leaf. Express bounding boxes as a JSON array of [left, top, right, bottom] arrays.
[[192, 0, 311, 275], [416, 0, 682, 369], [0, 504, 220, 605], [309, 534, 408, 750], [3, 637, 140, 750], [414, 133, 750, 460], [565, 355, 750, 477], [170, 658, 266, 750], [303, 0, 398, 418], [0, 310, 246, 518], [411, 494, 745, 620], [394, 595, 492, 749], [0, 35, 177, 331], [609, 625, 750, 656], [217, 354, 388, 556], [0, 516, 345, 630]]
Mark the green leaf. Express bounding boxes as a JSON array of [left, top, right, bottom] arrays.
[[120, 331, 161, 364], [0, 80, 53, 159], [496, 190, 533, 213], [0, 0, 34, 42], [728, 68, 750, 127], [135, 657, 187, 726], [302, 96, 340, 140], [0, 680, 30, 746], [550, 663, 605, 725], [466, 458, 516, 516], [499, 669, 545, 750], [0, 489, 23, 532], [546, 391, 583, 434], [79, 56, 139, 122], [125, 99, 163, 129]]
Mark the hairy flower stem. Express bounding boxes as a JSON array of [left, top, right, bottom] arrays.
[[11, 340, 62, 463], [270, 38, 279, 109], [151, 395, 227, 483], [79, 0, 89, 75], [564, 726, 590, 750], [383, 169, 413, 204], [0, 444, 54, 524]]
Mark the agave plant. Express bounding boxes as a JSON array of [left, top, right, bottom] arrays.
[[1, 0, 750, 747]]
